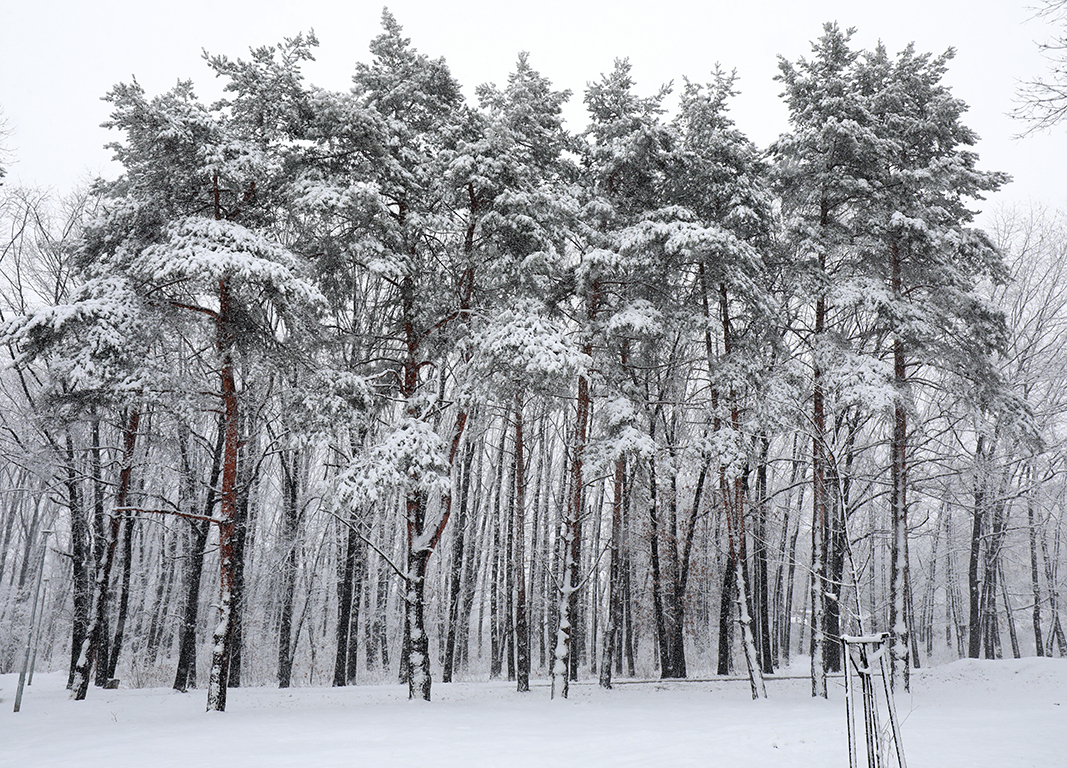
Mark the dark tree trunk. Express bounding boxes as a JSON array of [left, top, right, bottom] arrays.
[[1028, 470, 1045, 656], [173, 420, 222, 693], [345, 536, 364, 684], [72, 409, 140, 701], [810, 200, 830, 700], [207, 269, 239, 712], [278, 449, 302, 688], [660, 465, 686, 679], [754, 434, 774, 674], [66, 433, 90, 690], [226, 437, 253, 690], [823, 493, 845, 674], [513, 396, 530, 692], [600, 456, 625, 689], [334, 500, 362, 686], [105, 507, 136, 681], [90, 417, 112, 689], [717, 548, 736, 676], [648, 452, 670, 677], [443, 436, 474, 682], [968, 445, 985, 659], [888, 236, 910, 692], [489, 500, 502, 679]]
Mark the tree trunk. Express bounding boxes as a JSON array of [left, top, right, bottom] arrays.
[[333, 507, 358, 686], [754, 434, 773, 674], [146, 525, 177, 664], [968, 441, 985, 659], [999, 561, 1021, 659], [173, 420, 222, 693], [278, 449, 302, 688], [72, 409, 140, 701], [1028, 469, 1045, 656], [514, 396, 530, 692], [888, 232, 912, 684], [552, 369, 591, 698], [65, 432, 90, 690], [89, 416, 112, 689], [226, 422, 255, 690], [206, 271, 239, 712], [725, 473, 765, 698], [600, 456, 625, 689], [105, 506, 136, 681]]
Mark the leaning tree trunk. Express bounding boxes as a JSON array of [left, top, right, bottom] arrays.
[[72, 409, 140, 701], [724, 472, 766, 699], [105, 504, 136, 681]]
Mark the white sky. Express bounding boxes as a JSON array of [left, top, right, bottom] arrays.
[[2, 0, 1063, 217]]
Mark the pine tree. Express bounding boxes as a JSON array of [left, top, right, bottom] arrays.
[[774, 24, 885, 698], [54, 35, 322, 709], [857, 41, 1009, 687]]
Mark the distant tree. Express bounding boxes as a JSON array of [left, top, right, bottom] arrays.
[[1015, 1, 1067, 132]]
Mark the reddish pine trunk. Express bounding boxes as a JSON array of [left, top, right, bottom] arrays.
[[207, 275, 239, 712], [552, 280, 597, 698]]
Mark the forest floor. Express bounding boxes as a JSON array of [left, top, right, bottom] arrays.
[[2, 656, 1064, 767]]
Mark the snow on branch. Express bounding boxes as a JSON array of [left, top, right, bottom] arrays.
[[328, 417, 450, 509], [138, 216, 323, 308]]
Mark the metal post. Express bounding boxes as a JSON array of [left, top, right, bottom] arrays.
[[28, 578, 49, 686], [842, 633, 906, 768], [843, 636, 857, 768], [14, 529, 51, 713]]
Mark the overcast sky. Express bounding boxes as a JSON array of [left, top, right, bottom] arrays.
[[2, 0, 1063, 218]]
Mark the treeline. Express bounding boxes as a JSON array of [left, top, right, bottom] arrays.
[[1, 14, 1065, 711]]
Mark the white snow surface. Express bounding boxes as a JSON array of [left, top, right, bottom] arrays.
[[3, 658, 1065, 767]]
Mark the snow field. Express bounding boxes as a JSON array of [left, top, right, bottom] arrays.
[[2, 658, 1064, 767]]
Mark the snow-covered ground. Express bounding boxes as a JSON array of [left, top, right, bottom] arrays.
[[2, 658, 1064, 767]]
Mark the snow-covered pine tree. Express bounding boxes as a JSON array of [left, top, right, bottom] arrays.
[[665, 71, 777, 697], [856, 40, 1009, 689], [774, 23, 885, 698], [327, 11, 470, 702], [67, 35, 322, 709], [452, 53, 577, 692], [2, 274, 158, 701], [543, 59, 672, 696]]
